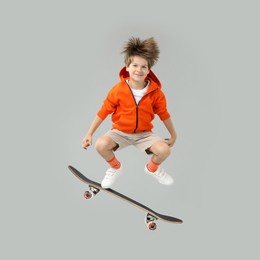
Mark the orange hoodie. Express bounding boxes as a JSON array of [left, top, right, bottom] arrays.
[[97, 67, 170, 133]]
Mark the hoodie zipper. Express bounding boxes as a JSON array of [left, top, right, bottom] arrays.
[[128, 85, 157, 133]]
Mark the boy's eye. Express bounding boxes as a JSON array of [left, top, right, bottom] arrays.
[[132, 64, 147, 69]]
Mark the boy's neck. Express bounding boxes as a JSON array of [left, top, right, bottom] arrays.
[[128, 79, 147, 90]]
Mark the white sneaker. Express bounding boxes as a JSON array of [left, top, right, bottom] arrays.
[[144, 165, 174, 185], [101, 164, 123, 189]]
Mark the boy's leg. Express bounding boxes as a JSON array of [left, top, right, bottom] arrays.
[[95, 134, 123, 188], [96, 129, 130, 161], [134, 132, 170, 171], [148, 140, 171, 165], [145, 141, 173, 185], [95, 135, 118, 161]]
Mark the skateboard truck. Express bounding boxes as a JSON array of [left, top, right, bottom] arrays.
[[145, 213, 158, 231], [83, 186, 100, 200]]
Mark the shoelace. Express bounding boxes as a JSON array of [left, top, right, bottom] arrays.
[[154, 168, 166, 178], [105, 169, 117, 178]]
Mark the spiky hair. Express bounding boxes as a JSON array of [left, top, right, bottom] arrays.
[[122, 37, 160, 69]]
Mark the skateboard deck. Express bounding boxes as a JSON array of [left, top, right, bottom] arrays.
[[68, 165, 183, 230]]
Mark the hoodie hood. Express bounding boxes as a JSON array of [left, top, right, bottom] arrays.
[[119, 67, 162, 89]]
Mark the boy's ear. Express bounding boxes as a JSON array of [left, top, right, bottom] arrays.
[[126, 66, 129, 72]]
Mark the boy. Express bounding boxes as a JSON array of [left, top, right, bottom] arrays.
[[82, 37, 177, 189]]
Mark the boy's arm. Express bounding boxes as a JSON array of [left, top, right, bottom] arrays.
[[163, 117, 177, 147], [82, 115, 103, 149]]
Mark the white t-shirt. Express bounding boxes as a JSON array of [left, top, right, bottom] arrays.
[[127, 80, 150, 104]]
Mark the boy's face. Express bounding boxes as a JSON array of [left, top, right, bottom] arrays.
[[126, 56, 150, 83]]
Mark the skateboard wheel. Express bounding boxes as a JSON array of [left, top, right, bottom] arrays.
[[147, 222, 157, 231], [83, 191, 93, 199]]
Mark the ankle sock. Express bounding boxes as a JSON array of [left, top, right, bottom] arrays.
[[147, 160, 160, 173], [107, 156, 121, 169]]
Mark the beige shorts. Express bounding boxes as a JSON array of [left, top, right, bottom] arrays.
[[104, 129, 163, 153]]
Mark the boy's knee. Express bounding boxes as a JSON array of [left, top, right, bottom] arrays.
[[152, 141, 171, 157], [161, 143, 171, 157], [95, 136, 115, 153], [95, 137, 107, 152]]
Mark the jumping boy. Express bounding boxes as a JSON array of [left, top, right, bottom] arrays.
[[82, 37, 177, 188]]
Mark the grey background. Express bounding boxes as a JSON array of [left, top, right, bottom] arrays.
[[1, 0, 259, 259]]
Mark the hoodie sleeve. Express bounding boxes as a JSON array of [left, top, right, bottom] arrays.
[[153, 90, 171, 120], [97, 86, 118, 120]]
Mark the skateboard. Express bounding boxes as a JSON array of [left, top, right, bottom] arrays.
[[68, 165, 183, 230]]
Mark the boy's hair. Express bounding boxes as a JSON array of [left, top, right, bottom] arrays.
[[122, 37, 160, 69]]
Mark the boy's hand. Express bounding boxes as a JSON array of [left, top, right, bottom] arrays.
[[164, 136, 176, 147], [82, 135, 92, 149]]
